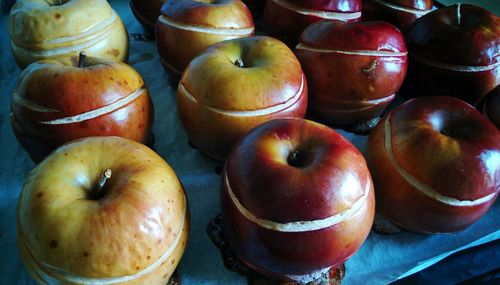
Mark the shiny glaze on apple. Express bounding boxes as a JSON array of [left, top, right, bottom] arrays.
[[405, 4, 500, 105], [11, 56, 153, 162], [296, 21, 407, 125], [222, 118, 374, 279], [367, 96, 500, 233], [177, 36, 307, 160]]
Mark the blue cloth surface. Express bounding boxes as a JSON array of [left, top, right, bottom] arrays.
[[0, 1, 498, 284]]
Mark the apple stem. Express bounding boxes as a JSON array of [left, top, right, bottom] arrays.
[[78, 52, 86, 68], [456, 3, 462, 26], [234, 58, 244, 68], [97, 169, 112, 196]]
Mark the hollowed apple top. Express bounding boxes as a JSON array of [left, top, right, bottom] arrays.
[[17, 137, 187, 278], [180, 36, 305, 111], [160, 0, 253, 29], [287, 0, 361, 13], [406, 4, 500, 66], [8, 0, 117, 48], [225, 118, 371, 222], [390, 0, 432, 11], [386, 96, 500, 201], [298, 21, 407, 53]]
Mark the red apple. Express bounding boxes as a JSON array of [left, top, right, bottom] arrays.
[[404, 4, 500, 105], [367, 96, 500, 233], [177, 36, 307, 160], [222, 118, 375, 281], [130, 0, 166, 33], [10, 53, 153, 162], [480, 85, 500, 128], [295, 20, 407, 126], [264, 0, 362, 46], [362, 0, 433, 32], [8, 0, 128, 69], [17, 136, 189, 285], [156, 0, 254, 80]]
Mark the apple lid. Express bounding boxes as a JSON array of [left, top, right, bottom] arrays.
[[286, 0, 362, 12], [160, 0, 254, 29], [179, 36, 305, 112], [8, 0, 119, 48], [387, 96, 500, 201], [389, 0, 433, 11], [406, 4, 500, 67], [224, 118, 371, 224], [298, 21, 407, 53]]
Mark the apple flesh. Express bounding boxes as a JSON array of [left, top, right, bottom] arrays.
[[8, 0, 128, 69], [156, 0, 254, 80], [295, 21, 407, 126], [130, 0, 166, 33], [264, 0, 362, 46], [222, 118, 375, 281], [404, 4, 500, 105], [480, 85, 500, 128], [10, 54, 153, 162], [177, 36, 307, 160], [362, 0, 433, 32], [367, 96, 500, 233], [17, 136, 189, 285]]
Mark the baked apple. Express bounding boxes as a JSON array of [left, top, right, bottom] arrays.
[[480, 85, 500, 128], [156, 0, 254, 80], [363, 0, 433, 32], [10, 53, 153, 162], [177, 36, 307, 160], [8, 0, 128, 69], [222, 118, 375, 281], [404, 4, 500, 105], [367, 96, 500, 233], [264, 0, 362, 45], [295, 20, 407, 126], [17, 136, 189, 285]]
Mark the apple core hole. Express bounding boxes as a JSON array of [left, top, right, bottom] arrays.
[[287, 150, 310, 168]]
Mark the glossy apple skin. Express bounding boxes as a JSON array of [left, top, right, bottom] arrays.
[[10, 56, 153, 163], [363, 0, 433, 32], [480, 85, 500, 128], [177, 36, 307, 160], [156, 0, 254, 80], [8, 0, 128, 69], [367, 96, 500, 233], [17, 137, 189, 285], [130, 0, 166, 33], [404, 4, 500, 105], [264, 0, 361, 46], [222, 118, 375, 279], [295, 21, 407, 125]]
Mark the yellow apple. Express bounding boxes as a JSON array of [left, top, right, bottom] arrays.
[[17, 137, 189, 285]]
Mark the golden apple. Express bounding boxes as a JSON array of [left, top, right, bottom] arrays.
[[8, 0, 129, 68], [17, 137, 189, 285]]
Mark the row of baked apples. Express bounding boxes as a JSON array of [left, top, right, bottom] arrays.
[[7, 0, 500, 284]]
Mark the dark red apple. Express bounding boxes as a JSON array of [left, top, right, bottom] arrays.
[[404, 4, 500, 105], [363, 0, 433, 32], [222, 118, 375, 281], [295, 20, 407, 126], [264, 0, 362, 46], [480, 85, 500, 128], [10, 53, 153, 162], [367, 96, 500, 233]]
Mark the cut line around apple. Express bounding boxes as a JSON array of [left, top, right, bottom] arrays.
[[158, 15, 255, 36], [178, 75, 305, 117], [383, 114, 497, 206], [270, 0, 361, 21], [371, 0, 431, 16], [296, 43, 408, 57]]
